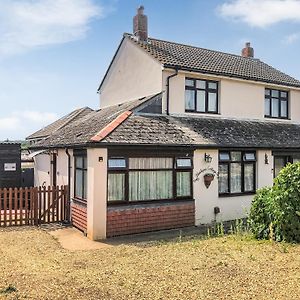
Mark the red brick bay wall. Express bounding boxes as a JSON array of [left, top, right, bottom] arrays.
[[107, 201, 195, 237], [71, 201, 87, 233]]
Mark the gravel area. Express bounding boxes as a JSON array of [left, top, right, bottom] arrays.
[[0, 227, 299, 300]]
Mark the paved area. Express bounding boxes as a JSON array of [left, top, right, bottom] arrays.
[[49, 227, 112, 251]]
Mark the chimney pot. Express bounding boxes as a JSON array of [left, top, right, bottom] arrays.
[[133, 5, 148, 42], [242, 42, 254, 58]]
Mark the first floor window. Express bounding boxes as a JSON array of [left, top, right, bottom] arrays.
[[218, 151, 256, 195], [74, 153, 87, 200], [185, 78, 218, 113], [107, 155, 193, 203], [265, 88, 288, 119]]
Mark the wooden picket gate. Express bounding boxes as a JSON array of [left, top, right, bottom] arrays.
[[0, 185, 69, 227]]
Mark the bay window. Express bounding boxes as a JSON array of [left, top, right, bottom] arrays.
[[265, 88, 288, 119], [218, 151, 256, 196], [185, 78, 218, 113], [107, 155, 193, 203]]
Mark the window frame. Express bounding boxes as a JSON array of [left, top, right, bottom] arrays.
[[74, 152, 88, 204], [185, 77, 219, 114], [264, 88, 289, 119], [107, 155, 193, 205], [218, 150, 256, 197]]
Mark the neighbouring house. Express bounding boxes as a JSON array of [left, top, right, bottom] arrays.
[[28, 7, 300, 240]]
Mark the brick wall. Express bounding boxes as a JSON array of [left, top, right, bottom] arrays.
[[107, 200, 195, 237], [71, 201, 87, 233]]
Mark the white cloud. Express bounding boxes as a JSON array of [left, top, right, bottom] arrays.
[[0, 117, 20, 131], [0, 111, 58, 131], [218, 0, 300, 28], [283, 32, 300, 44], [0, 0, 104, 56]]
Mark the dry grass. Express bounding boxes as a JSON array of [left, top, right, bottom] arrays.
[[0, 227, 299, 300]]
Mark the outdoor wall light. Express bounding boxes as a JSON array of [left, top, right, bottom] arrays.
[[265, 153, 269, 165], [98, 157, 104, 162], [204, 153, 213, 163]]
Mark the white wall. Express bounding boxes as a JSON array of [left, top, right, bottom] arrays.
[[34, 153, 51, 187], [86, 148, 108, 240], [99, 38, 163, 108], [34, 149, 71, 188], [193, 149, 274, 225], [164, 70, 300, 122], [56, 149, 69, 186]]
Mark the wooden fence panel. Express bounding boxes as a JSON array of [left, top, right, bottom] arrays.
[[0, 185, 68, 227]]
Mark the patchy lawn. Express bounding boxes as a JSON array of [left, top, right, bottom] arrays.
[[0, 228, 299, 300]]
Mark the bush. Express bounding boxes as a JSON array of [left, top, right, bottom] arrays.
[[249, 163, 300, 243], [249, 187, 274, 240]]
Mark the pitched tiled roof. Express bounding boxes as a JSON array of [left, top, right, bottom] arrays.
[[32, 94, 161, 148], [124, 33, 300, 88], [32, 93, 300, 150], [102, 115, 300, 149], [27, 107, 93, 140]]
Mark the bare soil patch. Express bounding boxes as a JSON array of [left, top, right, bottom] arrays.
[[0, 227, 299, 300]]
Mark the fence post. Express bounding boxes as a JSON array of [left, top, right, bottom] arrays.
[[33, 187, 39, 226]]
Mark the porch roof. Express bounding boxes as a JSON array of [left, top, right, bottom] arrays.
[[32, 95, 300, 150]]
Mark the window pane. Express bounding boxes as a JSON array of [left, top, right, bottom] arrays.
[[176, 172, 191, 197], [185, 90, 195, 110], [281, 100, 288, 118], [208, 82, 217, 90], [76, 157, 83, 169], [231, 151, 241, 161], [129, 171, 173, 201], [108, 158, 126, 169], [274, 157, 286, 177], [218, 164, 229, 193], [176, 158, 192, 168], [271, 98, 279, 117], [271, 90, 279, 98], [265, 98, 270, 116], [83, 170, 87, 199], [230, 163, 242, 193], [219, 152, 230, 161], [196, 90, 206, 112], [185, 79, 194, 87], [129, 157, 173, 169], [265, 89, 271, 96], [196, 80, 206, 89], [83, 157, 87, 169], [75, 169, 83, 198], [108, 173, 125, 201], [281, 91, 287, 98], [244, 153, 256, 161], [244, 164, 254, 192], [208, 92, 217, 112]]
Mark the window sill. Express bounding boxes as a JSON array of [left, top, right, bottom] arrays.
[[219, 192, 256, 198], [185, 110, 220, 115], [72, 197, 87, 206], [107, 198, 194, 207], [264, 116, 290, 120]]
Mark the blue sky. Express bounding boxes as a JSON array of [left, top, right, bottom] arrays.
[[1, 0, 300, 140]]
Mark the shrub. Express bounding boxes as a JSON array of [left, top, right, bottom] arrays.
[[249, 163, 300, 243], [249, 187, 274, 240]]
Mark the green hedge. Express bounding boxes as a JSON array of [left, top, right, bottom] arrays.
[[249, 163, 300, 243]]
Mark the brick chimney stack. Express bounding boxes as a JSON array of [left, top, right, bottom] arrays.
[[133, 6, 148, 42], [242, 42, 254, 58]]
